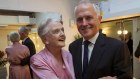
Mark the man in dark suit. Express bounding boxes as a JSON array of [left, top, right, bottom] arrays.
[[69, 1, 132, 79], [18, 26, 36, 78]]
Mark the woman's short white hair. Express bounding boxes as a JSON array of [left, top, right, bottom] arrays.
[[74, 0, 100, 16], [37, 18, 60, 39], [9, 32, 20, 42]]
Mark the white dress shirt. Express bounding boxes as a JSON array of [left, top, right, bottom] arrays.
[[82, 32, 99, 70]]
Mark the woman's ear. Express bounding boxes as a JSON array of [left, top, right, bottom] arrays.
[[42, 36, 46, 43], [42, 36, 49, 45]]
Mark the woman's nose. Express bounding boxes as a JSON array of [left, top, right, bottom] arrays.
[[60, 30, 65, 36]]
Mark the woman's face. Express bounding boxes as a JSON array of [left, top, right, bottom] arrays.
[[45, 21, 66, 48]]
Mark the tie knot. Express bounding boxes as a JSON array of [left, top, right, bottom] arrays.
[[84, 40, 90, 46]]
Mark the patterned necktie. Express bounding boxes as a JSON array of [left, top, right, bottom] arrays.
[[82, 40, 90, 79]]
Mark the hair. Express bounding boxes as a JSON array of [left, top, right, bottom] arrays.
[[127, 32, 132, 39], [74, 0, 100, 16], [18, 26, 29, 35], [37, 18, 60, 39], [9, 32, 20, 42]]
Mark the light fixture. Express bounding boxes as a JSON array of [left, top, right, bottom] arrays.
[[33, 37, 35, 39], [116, 20, 128, 35], [123, 30, 128, 35], [117, 30, 122, 35], [117, 29, 128, 35], [37, 45, 39, 48]]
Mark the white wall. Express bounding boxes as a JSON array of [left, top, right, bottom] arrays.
[[0, 0, 19, 10], [101, 0, 140, 21], [133, 18, 140, 78], [110, 0, 140, 13]]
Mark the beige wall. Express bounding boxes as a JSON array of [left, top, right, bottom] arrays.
[[0, 26, 19, 51]]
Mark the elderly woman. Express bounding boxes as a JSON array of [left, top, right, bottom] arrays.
[[30, 18, 75, 79], [5, 32, 31, 79]]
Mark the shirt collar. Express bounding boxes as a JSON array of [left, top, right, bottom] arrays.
[[22, 37, 28, 42], [83, 32, 99, 45]]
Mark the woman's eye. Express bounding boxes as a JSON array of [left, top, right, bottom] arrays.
[[53, 30, 59, 34], [61, 28, 64, 32]]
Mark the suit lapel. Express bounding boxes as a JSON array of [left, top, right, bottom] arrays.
[[22, 37, 29, 45], [40, 49, 65, 78], [74, 39, 83, 79], [87, 34, 106, 78]]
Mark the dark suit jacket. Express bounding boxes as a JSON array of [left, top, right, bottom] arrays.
[[21, 37, 36, 66], [126, 39, 133, 56], [135, 41, 140, 58], [69, 34, 132, 79]]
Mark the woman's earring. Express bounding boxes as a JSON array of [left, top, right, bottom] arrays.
[[46, 41, 49, 45]]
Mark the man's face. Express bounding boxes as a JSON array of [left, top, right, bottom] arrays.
[[18, 31, 24, 40], [45, 22, 66, 48], [75, 3, 101, 40]]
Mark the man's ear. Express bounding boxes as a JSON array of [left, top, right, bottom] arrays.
[[98, 16, 102, 22]]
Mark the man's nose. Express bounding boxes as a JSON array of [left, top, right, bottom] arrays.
[[82, 18, 88, 26]]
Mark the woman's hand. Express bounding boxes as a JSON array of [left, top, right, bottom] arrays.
[[10, 58, 21, 65]]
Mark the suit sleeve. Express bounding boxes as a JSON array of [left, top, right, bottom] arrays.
[[135, 41, 140, 58], [114, 43, 132, 79], [20, 41, 36, 66]]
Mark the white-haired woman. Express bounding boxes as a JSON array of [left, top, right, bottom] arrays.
[[30, 18, 75, 79], [5, 32, 31, 79]]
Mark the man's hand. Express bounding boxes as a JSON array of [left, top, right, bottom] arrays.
[[99, 76, 117, 79], [11, 58, 21, 65]]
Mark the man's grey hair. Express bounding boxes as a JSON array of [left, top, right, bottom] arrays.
[[37, 18, 60, 39], [74, 0, 100, 16], [19, 26, 29, 34], [9, 32, 20, 42]]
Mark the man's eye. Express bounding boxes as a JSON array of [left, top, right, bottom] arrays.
[[77, 18, 83, 22], [86, 16, 92, 21]]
